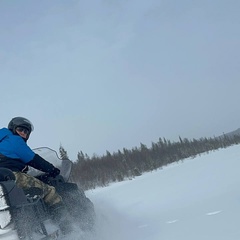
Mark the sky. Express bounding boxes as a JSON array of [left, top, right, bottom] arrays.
[[0, 0, 240, 160]]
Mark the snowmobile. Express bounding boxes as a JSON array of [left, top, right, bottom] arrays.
[[0, 147, 95, 240]]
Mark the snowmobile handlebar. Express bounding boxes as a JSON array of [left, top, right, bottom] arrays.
[[35, 172, 64, 185]]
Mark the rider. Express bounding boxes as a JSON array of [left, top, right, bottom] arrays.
[[0, 117, 71, 234]]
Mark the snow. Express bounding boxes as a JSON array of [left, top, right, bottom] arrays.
[[83, 145, 240, 240], [1, 145, 240, 239]]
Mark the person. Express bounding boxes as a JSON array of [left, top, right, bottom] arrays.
[[0, 117, 71, 234]]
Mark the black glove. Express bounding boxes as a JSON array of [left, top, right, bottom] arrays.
[[48, 167, 60, 178]]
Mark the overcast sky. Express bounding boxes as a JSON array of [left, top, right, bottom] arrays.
[[0, 0, 240, 160]]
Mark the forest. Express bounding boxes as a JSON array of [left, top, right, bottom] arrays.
[[59, 133, 240, 190]]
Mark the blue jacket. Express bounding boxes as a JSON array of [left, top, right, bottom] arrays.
[[0, 128, 35, 171]]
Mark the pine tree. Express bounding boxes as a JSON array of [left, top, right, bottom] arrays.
[[59, 145, 69, 160]]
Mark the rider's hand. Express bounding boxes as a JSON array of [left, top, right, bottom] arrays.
[[49, 167, 60, 178]]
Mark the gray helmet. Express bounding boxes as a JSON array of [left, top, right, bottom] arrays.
[[8, 117, 34, 135]]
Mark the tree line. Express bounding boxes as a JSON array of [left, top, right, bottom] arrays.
[[59, 133, 240, 190]]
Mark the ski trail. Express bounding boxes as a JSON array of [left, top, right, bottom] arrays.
[[166, 219, 179, 224], [206, 210, 222, 216]]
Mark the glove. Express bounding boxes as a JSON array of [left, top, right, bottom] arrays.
[[48, 167, 60, 178]]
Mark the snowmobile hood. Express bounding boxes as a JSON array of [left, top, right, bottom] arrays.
[[0, 128, 12, 141]]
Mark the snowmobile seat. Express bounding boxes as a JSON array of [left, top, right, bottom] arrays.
[[0, 181, 28, 207], [0, 167, 16, 181]]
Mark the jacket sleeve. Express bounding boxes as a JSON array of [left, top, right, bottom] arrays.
[[28, 154, 56, 173]]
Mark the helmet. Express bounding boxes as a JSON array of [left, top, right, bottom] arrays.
[[8, 117, 34, 135], [0, 168, 16, 181]]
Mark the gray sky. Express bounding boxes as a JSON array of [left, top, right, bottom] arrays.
[[1, 0, 240, 160]]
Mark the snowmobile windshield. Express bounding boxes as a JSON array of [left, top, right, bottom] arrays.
[[28, 147, 73, 182]]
